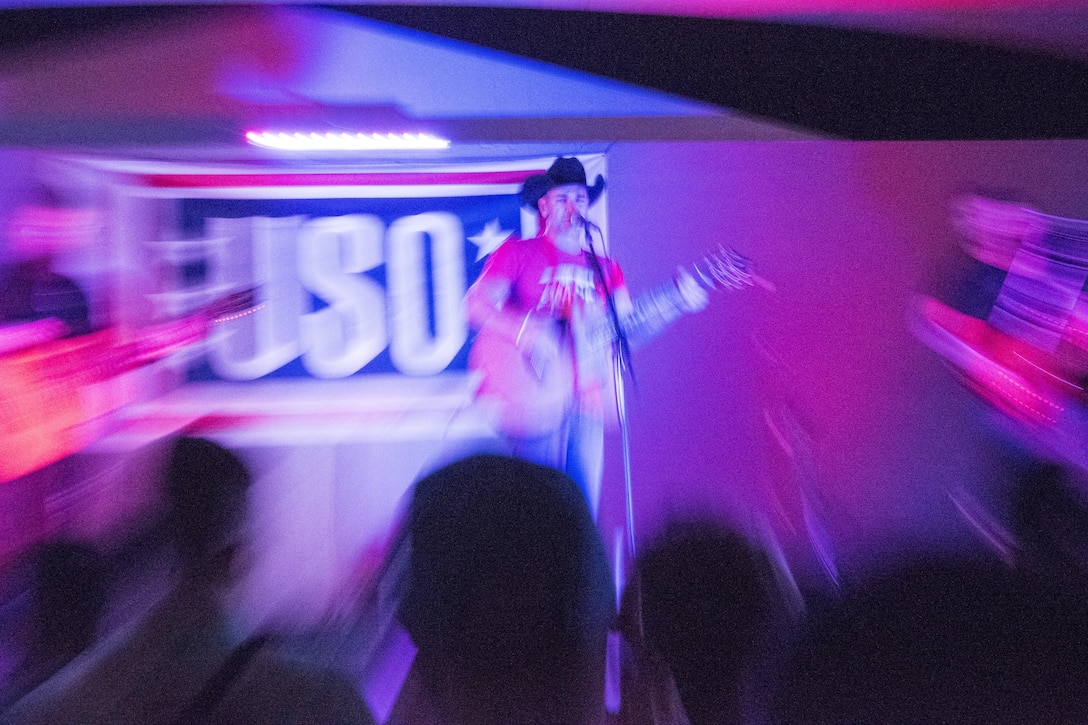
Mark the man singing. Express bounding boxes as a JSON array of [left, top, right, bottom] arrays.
[[466, 157, 708, 517]]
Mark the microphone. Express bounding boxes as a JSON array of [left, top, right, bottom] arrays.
[[576, 213, 603, 251], [573, 212, 600, 231]]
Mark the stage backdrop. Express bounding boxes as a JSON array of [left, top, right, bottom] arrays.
[[68, 153, 611, 626], [117, 156, 602, 372]]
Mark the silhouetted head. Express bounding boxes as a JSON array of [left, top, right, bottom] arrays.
[[630, 519, 778, 724], [399, 453, 612, 723], [161, 436, 251, 569], [1012, 461, 1088, 580]]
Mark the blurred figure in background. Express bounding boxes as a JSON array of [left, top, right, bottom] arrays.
[[0, 247, 90, 338], [0, 195, 100, 595], [0, 196, 100, 338], [392, 453, 613, 724], [4, 435, 373, 725], [942, 191, 1038, 321], [0, 195, 105, 707], [912, 194, 1088, 575]]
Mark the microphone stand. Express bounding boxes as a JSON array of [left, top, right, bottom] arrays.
[[584, 224, 644, 716], [587, 222, 635, 553], [585, 232, 634, 390], [584, 229, 637, 558]]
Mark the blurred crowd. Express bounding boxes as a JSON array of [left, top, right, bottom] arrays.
[[0, 437, 1087, 724]]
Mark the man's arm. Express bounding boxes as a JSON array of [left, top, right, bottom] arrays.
[[620, 268, 709, 349], [466, 272, 560, 364]]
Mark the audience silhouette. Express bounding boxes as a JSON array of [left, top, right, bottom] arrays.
[[3, 435, 374, 725], [775, 553, 1088, 723], [616, 519, 784, 725], [0, 538, 109, 711], [393, 453, 614, 724], [8, 437, 1088, 725]]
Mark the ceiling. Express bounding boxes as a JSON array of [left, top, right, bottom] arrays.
[[0, 3, 1085, 140], [332, 4, 1088, 139]]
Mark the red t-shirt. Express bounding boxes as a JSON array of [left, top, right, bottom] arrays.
[[481, 235, 625, 321], [471, 235, 627, 420]]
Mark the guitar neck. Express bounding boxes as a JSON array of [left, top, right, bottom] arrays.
[[618, 281, 688, 349], [582, 278, 689, 354], [589, 247, 755, 352]]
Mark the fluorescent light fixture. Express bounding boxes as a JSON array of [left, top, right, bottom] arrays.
[[245, 131, 450, 151]]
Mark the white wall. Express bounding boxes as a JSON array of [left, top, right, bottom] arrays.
[[600, 139, 1088, 582]]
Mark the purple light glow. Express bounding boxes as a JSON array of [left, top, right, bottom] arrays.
[[244, 130, 450, 151]]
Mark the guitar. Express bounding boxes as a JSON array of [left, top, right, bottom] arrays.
[[468, 247, 759, 438], [0, 287, 261, 482]]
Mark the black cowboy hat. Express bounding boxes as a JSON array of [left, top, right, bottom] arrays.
[[519, 157, 606, 210]]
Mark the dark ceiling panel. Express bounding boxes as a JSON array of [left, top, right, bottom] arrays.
[[0, 5, 207, 54], [0, 5, 1085, 140], [332, 5, 1088, 140]]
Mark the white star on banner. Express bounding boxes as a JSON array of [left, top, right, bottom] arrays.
[[468, 219, 513, 261]]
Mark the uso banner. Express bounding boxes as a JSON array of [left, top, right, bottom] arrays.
[[126, 156, 608, 385]]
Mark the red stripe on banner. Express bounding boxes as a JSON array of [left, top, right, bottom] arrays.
[[140, 170, 538, 189]]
